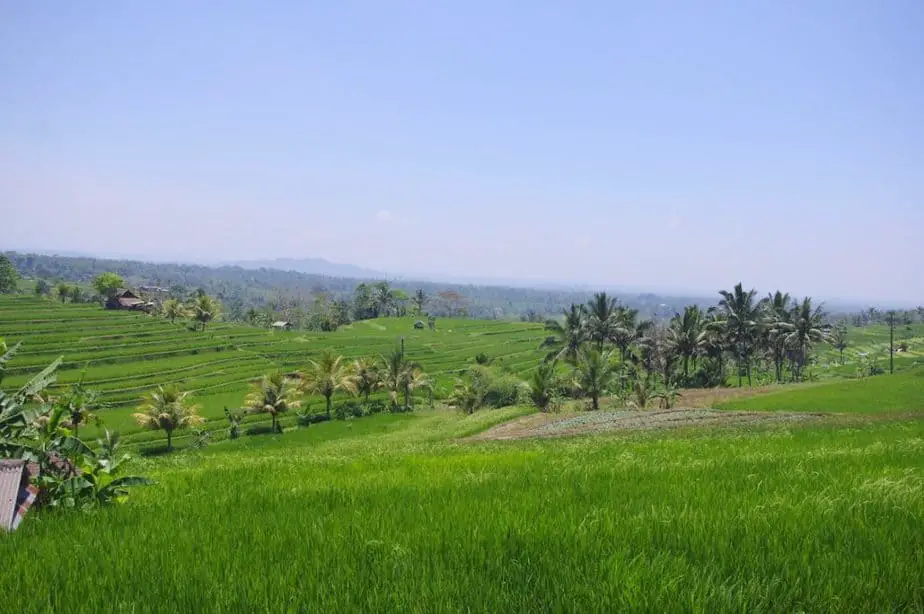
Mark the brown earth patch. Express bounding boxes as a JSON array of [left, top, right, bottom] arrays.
[[467, 408, 825, 441]]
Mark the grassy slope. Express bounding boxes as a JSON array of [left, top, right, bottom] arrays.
[[718, 368, 924, 413], [2, 409, 922, 612]]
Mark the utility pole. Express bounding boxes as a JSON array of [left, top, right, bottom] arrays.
[[888, 311, 895, 375]]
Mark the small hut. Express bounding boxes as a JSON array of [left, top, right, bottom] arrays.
[[271, 321, 292, 330], [105, 289, 147, 311], [0, 460, 39, 532]]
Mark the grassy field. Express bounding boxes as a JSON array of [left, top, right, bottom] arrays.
[[718, 367, 924, 413], [2, 408, 922, 612], [0, 295, 547, 442]]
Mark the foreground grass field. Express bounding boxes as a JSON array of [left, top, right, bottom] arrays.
[[3, 408, 923, 612], [718, 367, 924, 413]]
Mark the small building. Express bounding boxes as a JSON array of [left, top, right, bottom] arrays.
[[414, 320, 425, 329], [271, 321, 292, 330], [105, 289, 147, 311], [0, 460, 39, 532]]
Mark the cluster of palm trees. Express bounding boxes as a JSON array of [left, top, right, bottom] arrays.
[[532, 284, 832, 412], [133, 348, 431, 449], [244, 348, 432, 430], [160, 293, 222, 331]]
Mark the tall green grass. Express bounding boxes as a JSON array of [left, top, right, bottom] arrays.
[[2, 410, 922, 612]]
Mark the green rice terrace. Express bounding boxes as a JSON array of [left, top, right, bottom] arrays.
[[0, 295, 548, 444]]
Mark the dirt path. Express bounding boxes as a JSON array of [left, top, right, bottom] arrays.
[[467, 408, 824, 441]]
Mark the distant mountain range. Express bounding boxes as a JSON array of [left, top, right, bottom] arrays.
[[226, 257, 384, 279]]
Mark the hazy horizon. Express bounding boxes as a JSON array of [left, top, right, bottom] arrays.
[[2, 3, 923, 303]]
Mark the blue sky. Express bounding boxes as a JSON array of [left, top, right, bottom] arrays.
[[2, 2, 922, 302]]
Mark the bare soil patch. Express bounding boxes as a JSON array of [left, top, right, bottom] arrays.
[[468, 408, 824, 441]]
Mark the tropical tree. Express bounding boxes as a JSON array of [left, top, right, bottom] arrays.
[[612, 306, 648, 362], [352, 356, 383, 407], [161, 298, 189, 324], [585, 293, 627, 350], [403, 366, 431, 409], [92, 272, 124, 299], [764, 291, 793, 383], [541, 304, 586, 363], [0, 254, 19, 293], [666, 305, 704, 379], [784, 297, 828, 381], [372, 282, 394, 317], [301, 350, 356, 419], [132, 385, 204, 452], [55, 282, 71, 303], [34, 279, 51, 296], [572, 348, 616, 410], [830, 322, 849, 363], [190, 294, 221, 331], [244, 371, 301, 433], [381, 347, 425, 410], [70, 286, 84, 303], [54, 377, 102, 438], [527, 360, 559, 412], [715, 283, 765, 387], [412, 288, 429, 315]]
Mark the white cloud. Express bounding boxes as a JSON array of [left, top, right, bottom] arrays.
[[376, 209, 393, 222]]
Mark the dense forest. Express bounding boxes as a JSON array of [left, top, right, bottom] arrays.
[[4, 251, 705, 325]]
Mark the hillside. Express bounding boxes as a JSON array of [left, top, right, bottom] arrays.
[[0, 295, 547, 443]]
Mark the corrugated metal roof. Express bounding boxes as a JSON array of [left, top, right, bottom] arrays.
[[0, 460, 25, 532]]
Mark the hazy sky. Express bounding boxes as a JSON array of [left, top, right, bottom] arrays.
[[2, 2, 922, 302]]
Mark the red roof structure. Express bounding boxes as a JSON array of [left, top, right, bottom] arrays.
[[0, 460, 39, 532]]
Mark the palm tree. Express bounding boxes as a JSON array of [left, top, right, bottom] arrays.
[[133, 385, 204, 452], [191, 294, 221, 331], [666, 305, 704, 380], [353, 356, 383, 407], [585, 293, 627, 350], [301, 350, 356, 419], [381, 347, 417, 410], [372, 282, 394, 318], [244, 371, 301, 433], [612, 306, 648, 362], [715, 283, 765, 387], [412, 288, 429, 315], [403, 366, 431, 409], [572, 348, 616, 410], [784, 297, 828, 381], [527, 360, 559, 412], [541, 304, 586, 363], [55, 378, 102, 438], [764, 291, 792, 383], [161, 298, 189, 324], [830, 322, 849, 363]]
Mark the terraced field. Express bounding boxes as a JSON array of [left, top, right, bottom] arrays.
[[0, 295, 547, 443]]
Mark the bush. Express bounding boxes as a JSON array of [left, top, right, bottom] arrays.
[[335, 401, 365, 420]]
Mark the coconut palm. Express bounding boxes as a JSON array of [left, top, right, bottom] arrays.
[[527, 359, 559, 412], [411, 288, 429, 315], [381, 347, 420, 410], [541, 304, 586, 363], [403, 366, 431, 409], [830, 322, 849, 363], [55, 377, 102, 438], [572, 348, 616, 411], [372, 282, 394, 318], [161, 298, 189, 324], [612, 306, 649, 362], [191, 294, 221, 331], [784, 297, 828, 381], [353, 356, 383, 407], [132, 385, 204, 452], [715, 283, 766, 387], [585, 292, 628, 350], [666, 305, 704, 380], [762, 291, 793, 383], [301, 350, 356, 419], [245, 371, 301, 433]]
